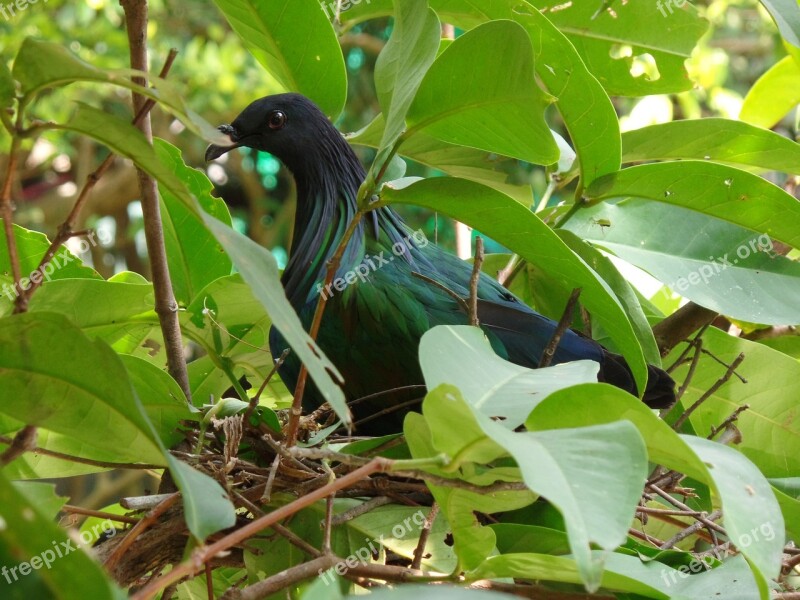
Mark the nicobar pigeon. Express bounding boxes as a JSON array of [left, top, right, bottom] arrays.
[[206, 93, 676, 433]]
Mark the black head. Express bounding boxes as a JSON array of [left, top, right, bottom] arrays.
[[205, 93, 360, 183]]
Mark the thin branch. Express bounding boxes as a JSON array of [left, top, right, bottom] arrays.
[[673, 353, 745, 431], [0, 434, 162, 470], [121, 0, 191, 402], [659, 509, 722, 550], [469, 236, 484, 326], [330, 496, 392, 526], [675, 339, 703, 402], [61, 505, 139, 526], [411, 502, 439, 570], [221, 555, 339, 600], [708, 404, 750, 440], [540, 288, 582, 368], [0, 425, 36, 467]]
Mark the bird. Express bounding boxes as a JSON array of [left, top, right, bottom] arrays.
[[205, 93, 675, 434]]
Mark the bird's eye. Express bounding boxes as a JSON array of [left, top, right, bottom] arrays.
[[267, 110, 287, 130]]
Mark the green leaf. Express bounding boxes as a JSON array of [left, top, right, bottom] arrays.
[[529, 0, 709, 96], [380, 177, 648, 395], [0, 312, 165, 465], [419, 325, 599, 429], [682, 436, 785, 581], [154, 139, 232, 305], [166, 456, 237, 542], [772, 485, 800, 541], [740, 56, 800, 129], [759, 0, 800, 48], [0, 221, 101, 316], [12, 38, 226, 143], [407, 20, 558, 165], [348, 114, 534, 204], [421, 384, 647, 591], [211, 0, 347, 119], [373, 0, 439, 158], [202, 218, 348, 424], [565, 199, 800, 325], [528, 381, 786, 582], [344, 585, 529, 600], [621, 118, 800, 174], [556, 230, 661, 366], [667, 327, 800, 479], [0, 472, 124, 600], [472, 551, 761, 599], [586, 161, 800, 250]]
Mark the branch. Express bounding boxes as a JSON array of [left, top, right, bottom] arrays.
[[220, 555, 338, 600], [120, 0, 191, 403], [469, 236, 484, 327], [673, 353, 745, 431], [540, 288, 581, 368], [653, 302, 718, 356]]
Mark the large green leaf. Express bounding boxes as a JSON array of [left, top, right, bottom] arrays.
[[0, 221, 101, 316], [529, 0, 709, 96], [421, 384, 647, 591], [154, 140, 232, 305], [211, 0, 346, 119], [683, 436, 785, 581], [373, 0, 439, 159], [0, 59, 13, 110], [348, 114, 534, 204], [586, 161, 800, 251], [0, 472, 124, 600], [528, 383, 784, 586], [406, 20, 558, 165], [167, 456, 237, 542], [622, 118, 800, 174], [12, 38, 226, 143], [740, 56, 800, 129], [565, 199, 800, 325], [471, 551, 761, 599], [379, 177, 648, 394], [667, 327, 800, 479], [759, 0, 800, 48], [419, 325, 599, 429], [346, 0, 621, 186], [202, 218, 349, 424], [0, 312, 165, 465]]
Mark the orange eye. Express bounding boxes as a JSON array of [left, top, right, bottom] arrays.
[[268, 110, 287, 130]]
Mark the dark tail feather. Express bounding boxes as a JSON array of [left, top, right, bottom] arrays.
[[599, 349, 676, 409]]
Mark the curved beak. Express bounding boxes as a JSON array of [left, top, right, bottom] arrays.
[[205, 124, 241, 161]]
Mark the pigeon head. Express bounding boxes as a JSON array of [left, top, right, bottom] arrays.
[[205, 93, 361, 185]]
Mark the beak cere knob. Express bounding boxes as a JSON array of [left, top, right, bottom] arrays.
[[204, 124, 239, 162]]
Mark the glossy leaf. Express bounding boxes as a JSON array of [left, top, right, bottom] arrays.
[[12, 38, 227, 143], [407, 20, 558, 165], [421, 384, 647, 591], [0, 472, 124, 600], [0, 312, 165, 465], [529, 0, 709, 96], [373, 0, 439, 159], [586, 161, 800, 250], [740, 56, 800, 129], [759, 0, 800, 48], [622, 118, 800, 174], [154, 140, 232, 305], [668, 327, 800, 479], [380, 177, 648, 394], [419, 325, 599, 429], [212, 0, 347, 119], [565, 199, 800, 325]]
